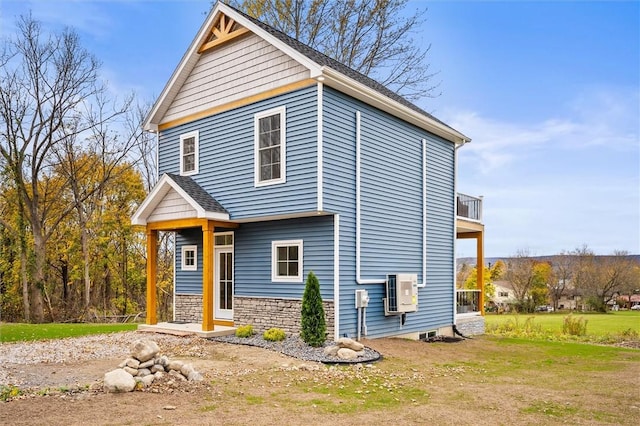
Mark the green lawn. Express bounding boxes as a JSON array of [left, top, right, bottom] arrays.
[[485, 311, 640, 340], [0, 322, 138, 343]]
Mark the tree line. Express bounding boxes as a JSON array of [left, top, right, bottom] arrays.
[[458, 248, 640, 313]]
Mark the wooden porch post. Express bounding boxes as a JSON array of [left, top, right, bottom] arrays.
[[146, 229, 158, 325], [202, 221, 215, 331], [476, 231, 485, 315]]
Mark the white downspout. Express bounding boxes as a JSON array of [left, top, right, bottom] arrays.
[[333, 214, 340, 340], [453, 139, 470, 322], [418, 139, 427, 288]]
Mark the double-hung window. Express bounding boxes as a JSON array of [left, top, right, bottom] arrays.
[[271, 240, 303, 282], [181, 245, 197, 271], [255, 107, 286, 186], [180, 130, 199, 175]]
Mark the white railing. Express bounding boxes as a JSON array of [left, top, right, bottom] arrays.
[[456, 289, 481, 314]]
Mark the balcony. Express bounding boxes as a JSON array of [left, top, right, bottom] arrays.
[[457, 193, 482, 222], [456, 289, 481, 314]]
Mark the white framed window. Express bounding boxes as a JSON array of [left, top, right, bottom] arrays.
[[255, 106, 286, 186], [180, 130, 199, 175], [271, 239, 303, 282], [181, 245, 197, 271]]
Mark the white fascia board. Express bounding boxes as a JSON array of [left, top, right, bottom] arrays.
[[131, 174, 173, 225], [202, 211, 231, 221], [321, 67, 471, 145]]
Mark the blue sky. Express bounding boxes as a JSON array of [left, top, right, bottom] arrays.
[[1, 0, 638, 257]]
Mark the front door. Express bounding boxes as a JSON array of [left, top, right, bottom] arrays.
[[214, 247, 233, 320]]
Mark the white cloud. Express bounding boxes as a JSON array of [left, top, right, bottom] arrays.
[[444, 86, 639, 175]]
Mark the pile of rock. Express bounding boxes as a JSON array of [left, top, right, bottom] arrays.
[[323, 337, 367, 361], [103, 339, 203, 393]]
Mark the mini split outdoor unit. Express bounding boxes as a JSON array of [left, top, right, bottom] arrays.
[[384, 273, 418, 316]]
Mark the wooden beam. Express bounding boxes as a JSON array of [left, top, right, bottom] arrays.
[[202, 221, 215, 331], [476, 231, 485, 315], [146, 229, 158, 325]]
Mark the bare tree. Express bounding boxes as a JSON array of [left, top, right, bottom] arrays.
[[233, 0, 439, 100], [0, 15, 128, 322], [550, 251, 572, 310]]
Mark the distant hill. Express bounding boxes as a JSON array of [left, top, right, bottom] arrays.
[[457, 254, 640, 269]]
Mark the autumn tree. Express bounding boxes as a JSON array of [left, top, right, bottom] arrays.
[[502, 250, 552, 312], [233, 0, 439, 100], [0, 15, 132, 322]]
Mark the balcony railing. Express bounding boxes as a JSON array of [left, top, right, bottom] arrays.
[[457, 193, 482, 222], [456, 289, 481, 314]]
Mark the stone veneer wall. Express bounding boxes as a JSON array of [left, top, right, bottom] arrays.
[[174, 294, 202, 323], [455, 315, 485, 336], [234, 296, 335, 338]]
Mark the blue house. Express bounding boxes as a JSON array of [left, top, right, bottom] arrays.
[[133, 2, 486, 340]]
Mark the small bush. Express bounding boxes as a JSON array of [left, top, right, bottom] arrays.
[[562, 314, 588, 336], [263, 327, 286, 342], [1, 385, 22, 401], [235, 324, 254, 338], [300, 271, 326, 347]]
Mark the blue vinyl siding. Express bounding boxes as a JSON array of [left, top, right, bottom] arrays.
[[175, 228, 203, 294], [323, 87, 455, 338], [234, 215, 334, 301], [158, 85, 318, 219]]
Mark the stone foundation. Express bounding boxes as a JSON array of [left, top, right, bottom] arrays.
[[455, 315, 485, 336], [234, 296, 335, 338], [174, 294, 202, 323]]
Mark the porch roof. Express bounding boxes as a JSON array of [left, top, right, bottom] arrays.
[[132, 173, 230, 226]]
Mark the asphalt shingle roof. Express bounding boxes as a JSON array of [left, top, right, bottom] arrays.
[[165, 173, 228, 214]]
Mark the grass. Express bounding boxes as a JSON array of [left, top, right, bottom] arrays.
[[485, 311, 640, 343], [0, 322, 137, 343]]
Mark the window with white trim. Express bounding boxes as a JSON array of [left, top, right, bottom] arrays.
[[180, 130, 199, 175], [255, 107, 286, 186], [181, 245, 197, 271], [271, 240, 302, 282]]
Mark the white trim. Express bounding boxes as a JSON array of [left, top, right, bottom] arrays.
[[333, 214, 340, 340], [131, 173, 230, 225], [271, 239, 304, 283], [317, 82, 324, 211], [355, 112, 427, 286], [453, 142, 460, 322], [214, 231, 234, 247], [180, 130, 199, 176], [254, 106, 286, 187], [181, 245, 197, 271], [214, 244, 234, 320]]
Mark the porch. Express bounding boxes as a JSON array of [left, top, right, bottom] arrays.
[[456, 193, 485, 315]]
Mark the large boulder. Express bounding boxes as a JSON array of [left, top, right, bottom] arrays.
[[104, 369, 136, 393], [131, 339, 160, 362], [336, 337, 365, 352]]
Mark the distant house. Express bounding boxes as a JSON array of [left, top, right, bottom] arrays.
[[132, 1, 485, 339]]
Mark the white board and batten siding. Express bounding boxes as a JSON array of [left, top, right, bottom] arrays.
[[161, 33, 310, 125], [146, 188, 197, 223]]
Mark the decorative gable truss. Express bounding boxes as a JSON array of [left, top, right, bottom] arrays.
[[198, 13, 249, 54]]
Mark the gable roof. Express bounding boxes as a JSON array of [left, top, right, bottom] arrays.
[[132, 173, 229, 226], [144, 1, 470, 144]]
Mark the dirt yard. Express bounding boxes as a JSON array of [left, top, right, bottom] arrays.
[[1, 332, 639, 425]]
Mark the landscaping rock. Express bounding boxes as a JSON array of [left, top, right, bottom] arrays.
[[123, 366, 138, 376], [104, 369, 136, 393], [151, 364, 165, 374], [337, 337, 364, 352], [125, 358, 140, 369], [323, 345, 340, 357], [167, 360, 184, 371], [131, 339, 160, 362], [337, 348, 358, 360], [138, 359, 155, 369], [180, 363, 195, 378], [138, 368, 152, 377]]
